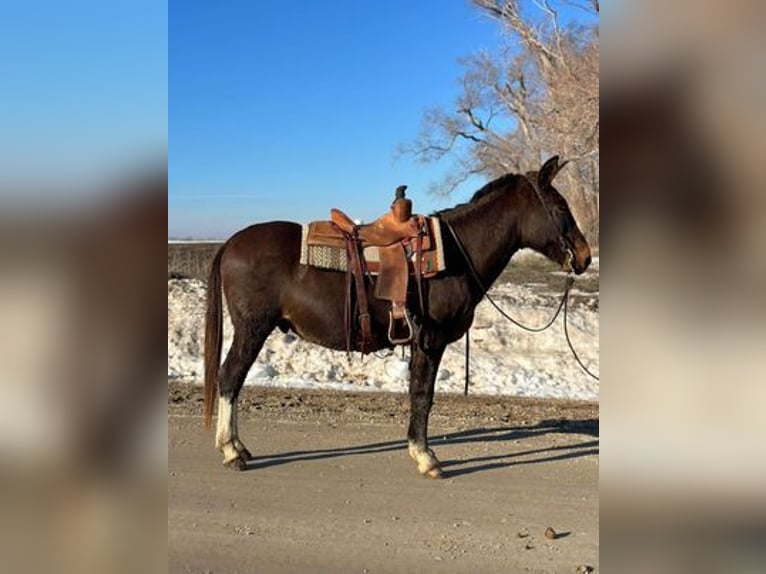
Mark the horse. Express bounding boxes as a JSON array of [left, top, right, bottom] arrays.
[[203, 156, 592, 477]]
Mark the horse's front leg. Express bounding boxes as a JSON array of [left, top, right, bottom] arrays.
[[407, 343, 445, 478]]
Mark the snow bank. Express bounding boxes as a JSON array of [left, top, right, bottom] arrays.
[[168, 274, 599, 401]]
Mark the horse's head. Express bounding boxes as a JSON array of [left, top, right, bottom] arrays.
[[524, 156, 592, 275]]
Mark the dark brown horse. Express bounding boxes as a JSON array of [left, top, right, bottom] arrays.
[[204, 156, 591, 477]]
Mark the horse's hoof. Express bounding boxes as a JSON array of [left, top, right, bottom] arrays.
[[425, 465, 443, 479], [239, 448, 253, 461], [224, 456, 247, 471]]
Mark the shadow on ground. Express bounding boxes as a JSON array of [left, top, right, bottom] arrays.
[[244, 418, 598, 478]]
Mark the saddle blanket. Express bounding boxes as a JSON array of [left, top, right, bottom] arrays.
[[300, 216, 446, 276]]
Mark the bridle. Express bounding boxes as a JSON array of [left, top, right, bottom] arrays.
[[523, 173, 576, 273]]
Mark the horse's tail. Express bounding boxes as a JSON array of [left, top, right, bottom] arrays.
[[204, 245, 226, 430]]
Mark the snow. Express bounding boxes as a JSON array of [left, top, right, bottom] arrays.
[[168, 273, 599, 401]]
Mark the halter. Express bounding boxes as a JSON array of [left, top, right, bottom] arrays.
[[523, 174, 576, 273]]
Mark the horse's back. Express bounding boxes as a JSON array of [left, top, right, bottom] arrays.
[[225, 220, 302, 262]]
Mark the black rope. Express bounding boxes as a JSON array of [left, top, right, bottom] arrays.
[[484, 278, 570, 332], [464, 329, 470, 396], [563, 290, 600, 380]]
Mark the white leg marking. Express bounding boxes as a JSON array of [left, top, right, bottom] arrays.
[[215, 397, 230, 447], [408, 440, 443, 478], [232, 398, 239, 443], [216, 397, 239, 462]]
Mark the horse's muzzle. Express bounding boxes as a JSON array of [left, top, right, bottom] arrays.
[[572, 245, 592, 275]]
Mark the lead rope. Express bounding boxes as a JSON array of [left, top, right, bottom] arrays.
[[443, 221, 599, 393], [464, 329, 470, 396], [563, 289, 600, 380]]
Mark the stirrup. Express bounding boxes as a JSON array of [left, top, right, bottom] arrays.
[[388, 309, 414, 345]]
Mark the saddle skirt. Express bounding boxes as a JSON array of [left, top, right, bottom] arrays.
[[300, 216, 446, 277]]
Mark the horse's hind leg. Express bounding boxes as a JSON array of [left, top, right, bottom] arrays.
[[216, 325, 270, 470]]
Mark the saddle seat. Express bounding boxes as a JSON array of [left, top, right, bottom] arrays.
[[330, 207, 421, 247]]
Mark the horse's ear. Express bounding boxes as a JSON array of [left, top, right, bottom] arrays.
[[538, 156, 568, 187]]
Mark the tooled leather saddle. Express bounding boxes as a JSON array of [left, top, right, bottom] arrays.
[[306, 186, 433, 353]]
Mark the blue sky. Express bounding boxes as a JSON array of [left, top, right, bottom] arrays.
[[0, 1, 167, 191], [1, 1, 591, 234], [169, 1, 502, 238]]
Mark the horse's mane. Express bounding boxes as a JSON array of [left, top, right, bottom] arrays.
[[432, 173, 522, 219]]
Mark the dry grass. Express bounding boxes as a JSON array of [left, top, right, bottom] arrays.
[[167, 242, 222, 279]]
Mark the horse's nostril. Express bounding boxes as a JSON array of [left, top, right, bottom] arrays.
[[584, 255, 592, 269]]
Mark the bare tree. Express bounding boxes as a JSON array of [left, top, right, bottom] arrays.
[[403, 0, 599, 241]]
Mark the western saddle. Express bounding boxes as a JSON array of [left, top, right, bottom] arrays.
[[329, 186, 428, 352]]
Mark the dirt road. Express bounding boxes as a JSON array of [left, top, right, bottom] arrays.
[[169, 384, 599, 573]]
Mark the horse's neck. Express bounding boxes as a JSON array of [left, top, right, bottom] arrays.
[[445, 189, 523, 296]]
